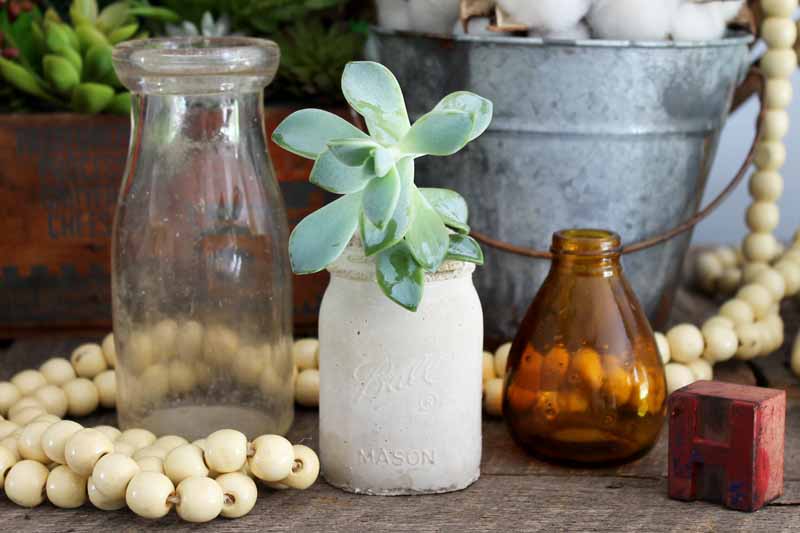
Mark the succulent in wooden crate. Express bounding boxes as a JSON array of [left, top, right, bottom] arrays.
[[273, 62, 492, 311], [0, 0, 179, 114]]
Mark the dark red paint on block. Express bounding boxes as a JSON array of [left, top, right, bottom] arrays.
[[668, 380, 786, 512]]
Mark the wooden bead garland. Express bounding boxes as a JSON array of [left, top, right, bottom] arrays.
[[0, 339, 320, 523]]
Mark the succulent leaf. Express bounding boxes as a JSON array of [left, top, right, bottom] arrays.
[[272, 108, 368, 159], [376, 242, 425, 312], [70, 82, 114, 113], [341, 61, 410, 145], [419, 188, 469, 234], [84, 44, 113, 82], [404, 189, 450, 273], [362, 165, 401, 229], [96, 2, 130, 33], [288, 192, 362, 275], [433, 91, 493, 142], [75, 23, 109, 51], [69, 0, 99, 26], [0, 57, 58, 103], [360, 160, 416, 256], [310, 149, 372, 194], [327, 138, 378, 167], [106, 92, 132, 115], [445, 234, 484, 265], [373, 147, 395, 178], [398, 109, 474, 157], [43, 54, 79, 93], [108, 23, 139, 44], [44, 21, 74, 54], [58, 46, 83, 75]]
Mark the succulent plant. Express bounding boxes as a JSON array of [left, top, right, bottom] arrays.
[[165, 11, 240, 37], [0, 0, 179, 114], [273, 61, 492, 311]]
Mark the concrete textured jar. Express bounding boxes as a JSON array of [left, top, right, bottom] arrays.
[[318, 241, 483, 495]]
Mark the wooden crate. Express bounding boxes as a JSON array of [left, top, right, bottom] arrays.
[[0, 110, 343, 337]]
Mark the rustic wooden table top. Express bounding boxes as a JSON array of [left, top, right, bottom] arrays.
[[1, 285, 798, 532]]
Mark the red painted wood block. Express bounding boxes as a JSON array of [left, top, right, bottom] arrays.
[[668, 380, 785, 512]]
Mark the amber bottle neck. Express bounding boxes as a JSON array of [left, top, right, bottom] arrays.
[[550, 229, 623, 277]]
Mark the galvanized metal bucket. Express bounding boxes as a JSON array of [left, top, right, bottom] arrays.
[[367, 28, 753, 341]]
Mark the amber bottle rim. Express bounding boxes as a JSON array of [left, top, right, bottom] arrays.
[[550, 229, 622, 256]]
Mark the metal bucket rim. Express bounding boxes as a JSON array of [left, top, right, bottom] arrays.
[[370, 26, 754, 49]]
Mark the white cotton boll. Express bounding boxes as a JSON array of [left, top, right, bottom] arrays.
[[409, 0, 461, 35], [542, 22, 591, 40], [497, 0, 592, 33], [589, 0, 681, 41], [671, 2, 737, 41], [376, 0, 411, 31], [453, 17, 495, 36]]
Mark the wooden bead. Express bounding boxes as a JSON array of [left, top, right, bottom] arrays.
[[33, 384, 68, 417], [746, 202, 780, 233], [139, 365, 170, 402], [176, 321, 205, 361], [735, 323, 766, 360], [0, 445, 17, 488], [91, 371, 116, 409], [125, 471, 175, 519], [152, 319, 179, 362], [216, 472, 257, 518], [713, 247, 738, 269], [754, 140, 787, 168], [176, 476, 224, 523], [46, 465, 87, 509], [205, 429, 248, 474], [114, 441, 135, 457], [283, 444, 320, 490], [664, 363, 695, 395], [694, 252, 723, 292], [65, 428, 114, 476], [666, 324, 704, 363], [249, 435, 294, 483], [702, 325, 738, 363], [762, 17, 798, 49], [743, 262, 770, 284], [154, 435, 189, 453], [11, 370, 47, 396], [41, 420, 83, 464], [654, 332, 671, 364], [766, 80, 793, 111], [133, 445, 168, 461], [118, 428, 156, 450], [101, 333, 117, 369], [764, 110, 791, 142], [91, 453, 140, 500], [0, 382, 21, 417], [292, 338, 319, 371], [10, 407, 46, 426], [4, 459, 49, 507], [136, 456, 165, 474], [168, 360, 196, 394], [232, 346, 264, 387], [482, 351, 496, 383], [687, 359, 713, 381], [192, 439, 206, 451], [71, 343, 108, 379], [571, 347, 604, 391], [774, 260, 800, 296], [760, 49, 798, 79], [0, 420, 19, 441], [0, 433, 21, 461], [8, 397, 43, 419], [295, 369, 320, 407], [749, 171, 783, 202], [39, 358, 77, 387], [18, 421, 53, 463], [743, 233, 777, 263], [128, 330, 154, 374], [494, 342, 512, 377], [754, 268, 787, 302], [702, 315, 733, 332], [737, 284, 774, 319], [484, 377, 504, 417], [762, 0, 797, 18], [164, 444, 208, 485], [88, 477, 126, 511], [204, 325, 240, 367], [63, 378, 100, 417], [718, 268, 742, 294], [93, 425, 121, 442], [720, 298, 755, 326]]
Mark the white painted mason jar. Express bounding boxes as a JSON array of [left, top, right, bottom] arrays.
[[319, 240, 483, 495]]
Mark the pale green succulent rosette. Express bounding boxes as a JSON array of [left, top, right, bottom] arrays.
[[273, 61, 492, 312]]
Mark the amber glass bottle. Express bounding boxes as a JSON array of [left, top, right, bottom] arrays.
[[504, 229, 666, 465]]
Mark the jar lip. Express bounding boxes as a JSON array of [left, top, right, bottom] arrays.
[[112, 37, 280, 94], [551, 229, 622, 255]]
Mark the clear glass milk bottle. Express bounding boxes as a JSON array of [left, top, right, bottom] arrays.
[[110, 38, 293, 439], [504, 229, 666, 464]]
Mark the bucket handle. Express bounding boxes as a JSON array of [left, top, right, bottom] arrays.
[[471, 68, 766, 260]]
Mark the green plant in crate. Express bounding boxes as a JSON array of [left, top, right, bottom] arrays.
[[273, 61, 492, 311], [0, 0, 179, 114]]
